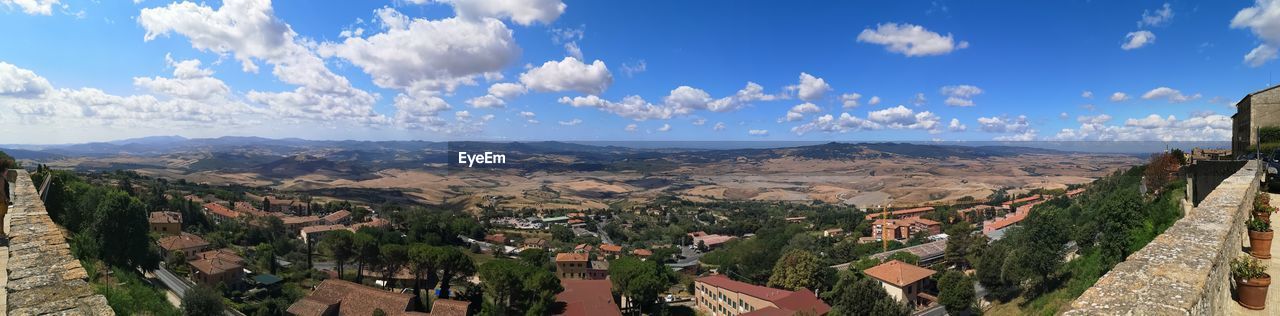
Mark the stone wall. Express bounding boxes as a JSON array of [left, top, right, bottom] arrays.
[[1063, 160, 1263, 315], [1188, 160, 1249, 206], [5, 170, 114, 315]]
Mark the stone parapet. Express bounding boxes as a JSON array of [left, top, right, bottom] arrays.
[[5, 170, 114, 315], [1064, 160, 1263, 315]]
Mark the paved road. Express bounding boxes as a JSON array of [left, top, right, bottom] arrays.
[[594, 220, 613, 245], [153, 267, 191, 298], [913, 304, 947, 316]]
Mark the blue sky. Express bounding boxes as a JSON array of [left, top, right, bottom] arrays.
[[0, 0, 1276, 143]]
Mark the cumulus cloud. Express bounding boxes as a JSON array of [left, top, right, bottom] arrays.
[[791, 112, 881, 135], [140, 0, 386, 125], [1, 0, 58, 15], [868, 96, 882, 105], [748, 129, 768, 136], [692, 118, 706, 126], [713, 122, 726, 131], [558, 95, 673, 120], [1081, 90, 1094, 98], [911, 93, 927, 106], [1141, 87, 1201, 103], [415, 0, 566, 26], [656, 123, 671, 132], [948, 118, 967, 132], [977, 115, 1031, 134], [1110, 92, 1131, 102], [0, 62, 54, 98], [857, 23, 969, 57], [558, 118, 582, 126], [781, 102, 821, 122], [621, 60, 646, 77], [867, 105, 941, 130], [519, 57, 613, 95], [1122, 30, 1156, 50], [841, 93, 863, 108], [792, 105, 944, 135], [1053, 112, 1231, 141], [624, 123, 637, 132], [132, 55, 230, 100], [940, 84, 982, 107], [787, 72, 831, 101]]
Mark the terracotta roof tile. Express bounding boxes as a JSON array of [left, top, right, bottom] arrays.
[[157, 233, 209, 252], [429, 299, 470, 316], [287, 279, 414, 316], [148, 211, 182, 224], [556, 279, 622, 316], [862, 260, 936, 287], [556, 252, 589, 262]]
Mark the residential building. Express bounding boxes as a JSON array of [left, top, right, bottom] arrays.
[[599, 244, 622, 256], [555, 253, 608, 280], [203, 202, 240, 221], [956, 205, 994, 222], [1001, 195, 1041, 208], [158, 233, 210, 257], [351, 217, 390, 230], [871, 217, 942, 241], [862, 260, 937, 308], [286, 279, 416, 316], [1233, 84, 1280, 156], [428, 299, 470, 316], [281, 215, 322, 232], [556, 279, 623, 316], [148, 211, 182, 236], [822, 228, 845, 238], [189, 248, 246, 288], [983, 199, 1046, 234], [522, 237, 547, 249], [300, 224, 349, 244], [322, 210, 351, 225], [485, 233, 508, 245], [693, 274, 831, 316], [688, 231, 737, 249], [631, 248, 653, 258]]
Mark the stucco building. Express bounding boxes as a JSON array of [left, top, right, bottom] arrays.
[[693, 274, 830, 316], [862, 260, 937, 308]]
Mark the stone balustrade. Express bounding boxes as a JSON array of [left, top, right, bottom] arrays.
[[1064, 160, 1263, 315]]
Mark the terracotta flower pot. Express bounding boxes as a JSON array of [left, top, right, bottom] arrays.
[[1237, 273, 1271, 310], [1250, 230, 1273, 259]]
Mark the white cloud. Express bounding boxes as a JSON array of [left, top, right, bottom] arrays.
[[857, 23, 969, 57], [558, 118, 582, 126], [656, 123, 671, 132], [1245, 44, 1279, 67], [488, 82, 527, 99], [791, 112, 881, 135], [558, 95, 673, 120], [520, 57, 613, 95], [1121, 30, 1156, 50], [625, 123, 637, 132], [1053, 112, 1230, 141], [868, 96, 881, 105], [132, 56, 230, 100], [621, 60, 647, 77], [564, 41, 583, 60], [518, 111, 538, 124], [781, 102, 821, 122], [977, 115, 1031, 134], [787, 72, 831, 101], [748, 129, 768, 136], [1081, 90, 1094, 98], [318, 8, 518, 93], [841, 93, 863, 108], [911, 93, 927, 106], [940, 84, 982, 107], [466, 95, 505, 108], [692, 118, 707, 126], [713, 122, 726, 131], [1139, 3, 1174, 27], [706, 82, 782, 112], [867, 105, 941, 131], [1, 0, 58, 15], [1141, 86, 1201, 103], [995, 131, 1037, 141], [1110, 92, 1131, 102], [948, 118, 967, 132], [0, 62, 53, 98], [665, 86, 714, 114], [418, 0, 566, 26]]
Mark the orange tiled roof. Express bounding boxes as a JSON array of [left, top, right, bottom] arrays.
[[429, 299, 470, 316], [157, 233, 209, 252], [203, 202, 239, 219], [599, 244, 622, 253], [557, 279, 622, 316], [322, 210, 351, 223], [192, 248, 244, 265], [287, 279, 414, 316], [631, 249, 653, 257], [556, 252, 589, 263], [301, 224, 348, 235], [282, 215, 321, 226], [863, 260, 936, 288]]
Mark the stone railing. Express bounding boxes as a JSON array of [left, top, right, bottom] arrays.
[[5, 170, 114, 315], [1064, 160, 1263, 315]]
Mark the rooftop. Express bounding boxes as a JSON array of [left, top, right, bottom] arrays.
[[203, 202, 239, 218], [322, 210, 351, 223], [556, 252, 589, 263], [556, 279, 623, 316], [286, 279, 415, 316], [148, 211, 182, 224], [695, 275, 830, 315], [863, 260, 937, 288], [157, 232, 209, 251]]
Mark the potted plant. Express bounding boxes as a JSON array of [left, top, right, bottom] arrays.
[[1234, 255, 1271, 310], [1255, 193, 1274, 224], [1249, 218, 1273, 259]]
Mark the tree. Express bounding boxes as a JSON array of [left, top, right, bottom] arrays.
[[518, 248, 553, 271], [353, 230, 380, 283], [549, 224, 574, 242], [823, 271, 909, 316], [319, 230, 355, 279], [608, 257, 675, 314], [478, 260, 562, 315], [937, 271, 976, 315], [975, 242, 1009, 289], [408, 244, 443, 299], [262, 196, 271, 213], [92, 190, 160, 270], [182, 286, 225, 316], [887, 251, 920, 265], [379, 244, 410, 285], [437, 247, 476, 299], [766, 249, 823, 291]]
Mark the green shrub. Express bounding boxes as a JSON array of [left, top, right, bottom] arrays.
[[1232, 255, 1268, 280], [1259, 126, 1280, 144], [1248, 218, 1272, 232]]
